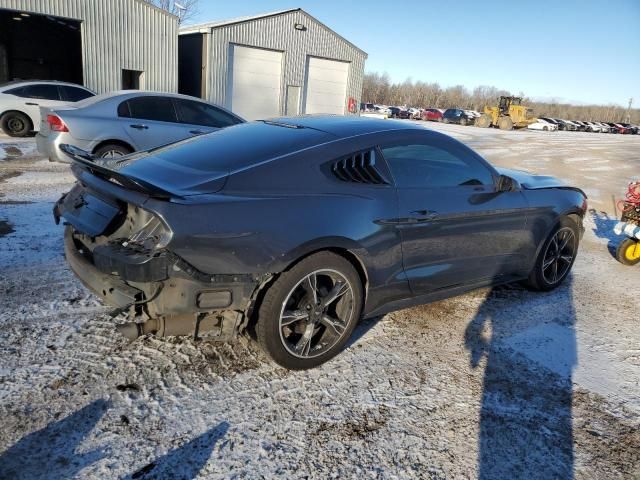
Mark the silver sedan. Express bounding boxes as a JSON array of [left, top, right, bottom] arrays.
[[36, 91, 245, 162]]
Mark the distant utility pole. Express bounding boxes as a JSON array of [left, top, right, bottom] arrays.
[[625, 97, 633, 123]]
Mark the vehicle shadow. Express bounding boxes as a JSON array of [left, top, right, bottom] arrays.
[[0, 398, 110, 480], [125, 421, 229, 480], [464, 280, 577, 478], [589, 208, 620, 258]]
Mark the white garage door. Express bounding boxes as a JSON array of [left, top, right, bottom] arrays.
[[229, 45, 283, 120], [304, 57, 349, 115]]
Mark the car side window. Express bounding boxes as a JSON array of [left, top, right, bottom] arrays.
[[381, 143, 494, 188], [19, 84, 61, 100], [174, 99, 241, 128], [124, 96, 178, 122], [60, 86, 94, 102]]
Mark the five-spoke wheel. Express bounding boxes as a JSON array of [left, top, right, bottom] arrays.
[[525, 218, 579, 290]]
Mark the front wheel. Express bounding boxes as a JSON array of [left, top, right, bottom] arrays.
[[524, 218, 580, 291], [256, 252, 363, 369], [616, 238, 640, 266]]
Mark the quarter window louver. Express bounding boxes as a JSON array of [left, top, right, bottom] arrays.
[[331, 150, 388, 185]]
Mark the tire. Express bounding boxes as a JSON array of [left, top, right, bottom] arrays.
[[615, 238, 640, 266], [0, 111, 32, 137], [256, 251, 363, 370], [498, 116, 513, 130], [94, 143, 133, 158], [475, 114, 492, 128], [460, 117, 467, 126], [543, 126, 548, 131], [524, 217, 580, 291], [443, 118, 450, 124]]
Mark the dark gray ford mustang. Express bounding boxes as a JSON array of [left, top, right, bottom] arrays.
[[54, 116, 587, 369]]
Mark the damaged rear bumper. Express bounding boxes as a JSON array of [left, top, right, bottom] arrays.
[[64, 226, 267, 339]]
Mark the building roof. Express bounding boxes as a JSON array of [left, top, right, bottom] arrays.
[[179, 8, 367, 57]]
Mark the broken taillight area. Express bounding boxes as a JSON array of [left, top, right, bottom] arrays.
[[47, 114, 69, 132], [125, 214, 173, 250]]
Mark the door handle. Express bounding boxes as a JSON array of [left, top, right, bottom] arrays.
[[410, 210, 439, 222], [25, 102, 39, 106], [189, 129, 205, 135], [129, 124, 148, 130]]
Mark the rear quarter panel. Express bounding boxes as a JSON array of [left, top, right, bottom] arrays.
[[147, 134, 410, 312]]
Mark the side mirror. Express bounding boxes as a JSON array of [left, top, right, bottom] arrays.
[[497, 174, 518, 192]]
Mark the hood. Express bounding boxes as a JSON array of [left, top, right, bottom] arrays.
[[497, 167, 577, 191]]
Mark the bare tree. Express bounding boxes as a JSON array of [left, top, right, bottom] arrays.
[[143, 0, 199, 23]]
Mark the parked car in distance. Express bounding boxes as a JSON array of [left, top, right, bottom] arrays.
[[0, 80, 95, 137], [388, 107, 410, 119], [554, 119, 576, 131], [407, 107, 422, 119], [360, 102, 376, 113], [442, 108, 475, 126], [539, 117, 561, 129], [422, 108, 444, 122], [37, 91, 245, 161], [619, 123, 639, 134], [595, 122, 611, 133], [527, 118, 558, 131], [582, 121, 602, 133], [54, 115, 587, 369]]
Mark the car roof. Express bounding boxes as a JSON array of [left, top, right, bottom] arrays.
[[263, 115, 425, 138], [0, 80, 92, 91]]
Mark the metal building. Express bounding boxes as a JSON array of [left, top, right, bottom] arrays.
[[178, 9, 367, 120], [0, 0, 178, 93]]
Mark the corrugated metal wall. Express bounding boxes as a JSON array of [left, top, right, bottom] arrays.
[[200, 10, 366, 115], [0, 0, 178, 93]]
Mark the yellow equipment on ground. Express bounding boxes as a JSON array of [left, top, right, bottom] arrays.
[[475, 96, 536, 130]]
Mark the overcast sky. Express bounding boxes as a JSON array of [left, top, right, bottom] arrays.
[[189, 0, 640, 107]]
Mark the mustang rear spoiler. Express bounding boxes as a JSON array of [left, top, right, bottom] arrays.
[[59, 144, 176, 199]]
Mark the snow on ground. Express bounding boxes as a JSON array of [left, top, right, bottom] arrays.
[[0, 128, 639, 479]]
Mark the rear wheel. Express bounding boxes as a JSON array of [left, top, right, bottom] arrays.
[[498, 116, 513, 130], [475, 114, 492, 128], [256, 251, 363, 369], [460, 117, 467, 126], [616, 238, 640, 266], [524, 218, 579, 291], [543, 126, 548, 131], [442, 118, 450, 124], [94, 143, 132, 158], [0, 111, 32, 137]]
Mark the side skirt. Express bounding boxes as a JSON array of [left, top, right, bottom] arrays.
[[363, 274, 526, 319]]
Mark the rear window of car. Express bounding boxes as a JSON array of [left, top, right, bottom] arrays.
[[118, 96, 178, 123], [174, 99, 241, 128], [124, 121, 334, 174], [60, 86, 94, 102]]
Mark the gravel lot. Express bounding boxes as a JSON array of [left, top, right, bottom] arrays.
[[0, 124, 639, 479]]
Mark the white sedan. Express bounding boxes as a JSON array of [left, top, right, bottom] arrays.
[[528, 118, 558, 131], [0, 80, 95, 137]]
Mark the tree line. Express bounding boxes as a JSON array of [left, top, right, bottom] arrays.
[[362, 72, 639, 123]]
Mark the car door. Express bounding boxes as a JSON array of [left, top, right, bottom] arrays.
[[173, 98, 243, 136], [380, 135, 530, 294], [118, 96, 188, 150], [9, 84, 63, 127]]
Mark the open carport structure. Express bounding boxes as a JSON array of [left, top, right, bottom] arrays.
[[178, 9, 367, 120], [0, 0, 178, 93]]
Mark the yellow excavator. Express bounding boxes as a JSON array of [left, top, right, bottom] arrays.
[[475, 96, 536, 130]]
